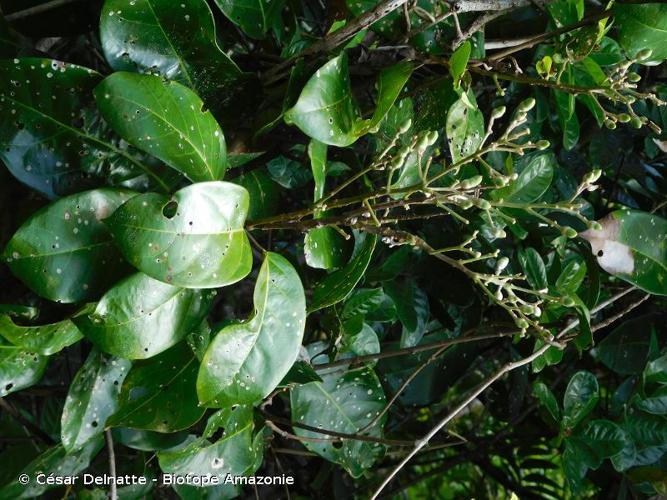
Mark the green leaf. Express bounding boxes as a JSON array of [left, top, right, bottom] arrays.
[[620, 411, 667, 467], [519, 247, 548, 291], [158, 405, 261, 477], [556, 260, 587, 294], [368, 61, 414, 130], [343, 320, 380, 357], [284, 54, 360, 147], [304, 139, 348, 269], [532, 338, 564, 373], [644, 352, 667, 386], [385, 279, 429, 348], [280, 360, 323, 386], [494, 153, 555, 203], [635, 387, 667, 415], [100, 0, 248, 116], [290, 363, 386, 477], [580, 210, 667, 295], [61, 350, 131, 452], [105, 181, 252, 288], [0, 58, 171, 198], [533, 381, 560, 422], [75, 273, 213, 359], [593, 314, 655, 375], [108, 342, 205, 432], [615, 3, 667, 64], [581, 419, 627, 461], [113, 428, 189, 451], [95, 72, 227, 182], [305, 227, 350, 270], [266, 155, 311, 189], [232, 169, 280, 220], [197, 253, 306, 407], [3, 188, 136, 303], [449, 41, 471, 90], [0, 342, 48, 397], [213, 0, 285, 39], [446, 89, 484, 162], [562, 371, 599, 430], [309, 233, 377, 312], [0, 315, 82, 355], [0, 439, 103, 499], [341, 287, 386, 320]]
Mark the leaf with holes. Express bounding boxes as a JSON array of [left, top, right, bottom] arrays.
[[61, 349, 131, 452], [95, 72, 227, 182], [213, 0, 285, 39], [0, 58, 173, 197], [101, 0, 252, 119], [0, 439, 103, 499], [197, 253, 306, 407], [0, 341, 48, 397], [158, 405, 262, 477], [108, 342, 205, 432], [309, 233, 377, 312], [105, 181, 252, 288], [0, 315, 82, 355], [284, 54, 361, 147], [446, 89, 484, 162], [2, 188, 136, 303], [74, 273, 214, 359], [290, 361, 387, 477], [580, 210, 667, 295]]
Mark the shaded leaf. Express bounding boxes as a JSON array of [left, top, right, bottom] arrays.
[[3, 188, 135, 303], [615, 3, 667, 64], [214, 0, 285, 39], [61, 350, 131, 452], [562, 371, 599, 430], [108, 342, 205, 432], [0, 315, 82, 355], [0, 341, 48, 397], [74, 272, 213, 359]]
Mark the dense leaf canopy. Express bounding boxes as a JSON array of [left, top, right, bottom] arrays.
[[0, 0, 666, 499]]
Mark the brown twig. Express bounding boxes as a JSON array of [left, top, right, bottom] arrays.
[[105, 429, 118, 500]]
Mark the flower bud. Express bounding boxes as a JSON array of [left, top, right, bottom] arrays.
[[398, 118, 412, 134], [589, 221, 602, 231], [584, 169, 602, 184], [627, 72, 641, 83], [617, 113, 631, 123], [461, 175, 483, 189], [491, 106, 506, 119], [561, 296, 575, 307], [636, 48, 653, 61], [630, 116, 643, 129], [516, 318, 529, 329], [495, 256, 509, 274], [536, 139, 550, 150], [562, 226, 578, 239], [518, 97, 536, 112], [474, 199, 491, 210], [604, 119, 617, 130], [459, 198, 474, 210], [495, 228, 507, 239]]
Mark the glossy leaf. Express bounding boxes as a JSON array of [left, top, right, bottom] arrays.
[[0, 58, 171, 198], [105, 181, 252, 288], [0, 439, 103, 499], [0, 342, 48, 397], [108, 342, 205, 432], [449, 41, 471, 90], [266, 155, 311, 189], [158, 405, 261, 477], [3, 188, 135, 303], [232, 169, 280, 220], [385, 280, 429, 348], [95, 72, 227, 182], [75, 272, 213, 359], [309, 233, 377, 312], [368, 61, 414, 130], [519, 247, 548, 291], [581, 210, 667, 295], [284, 54, 360, 147], [615, 3, 667, 64], [494, 153, 555, 203], [594, 314, 656, 375], [213, 0, 285, 39], [113, 428, 189, 451], [341, 287, 386, 320], [100, 0, 247, 115], [290, 363, 387, 477], [61, 350, 131, 452], [533, 381, 560, 422], [0, 315, 82, 355], [446, 89, 484, 162], [562, 371, 599, 430], [197, 253, 306, 407]]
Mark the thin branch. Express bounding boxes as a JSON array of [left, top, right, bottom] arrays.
[[452, 9, 511, 49], [263, 0, 409, 84], [369, 286, 642, 498], [313, 330, 515, 370], [105, 429, 118, 500], [5, 0, 83, 21]]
